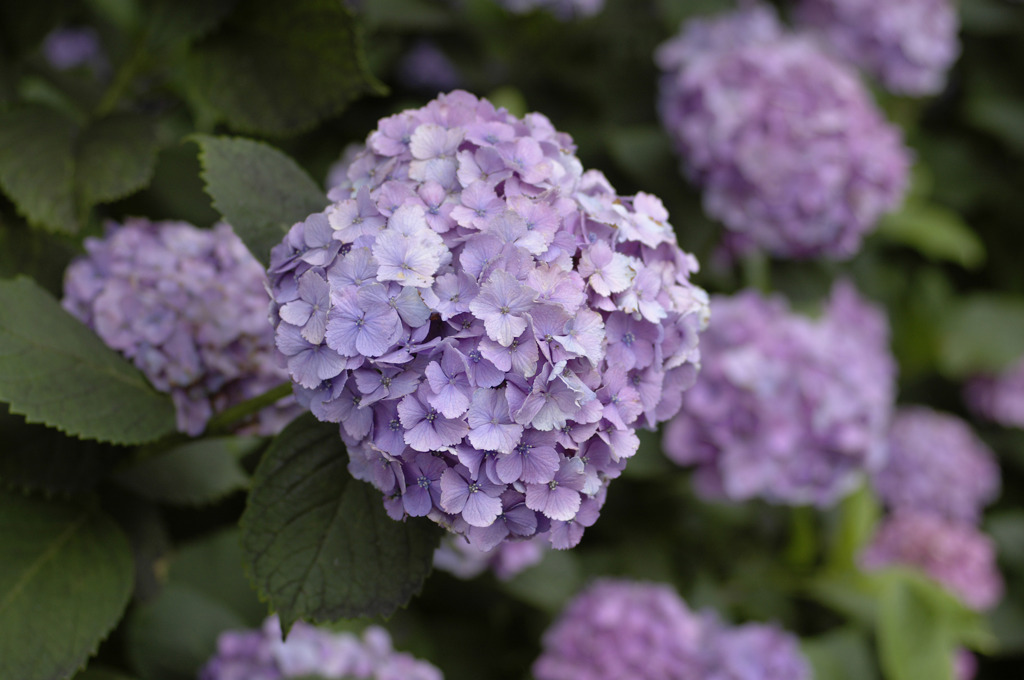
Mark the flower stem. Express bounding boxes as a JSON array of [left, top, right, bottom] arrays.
[[205, 382, 294, 434]]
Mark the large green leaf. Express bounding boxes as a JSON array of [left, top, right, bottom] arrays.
[[186, 0, 385, 136], [0, 491, 134, 680], [0, 106, 77, 233], [241, 414, 442, 628], [0, 107, 161, 233], [875, 201, 985, 269], [125, 584, 244, 680], [193, 135, 326, 266], [76, 114, 160, 210], [0, 277, 177, 445], [111, 436, 261, 506], [141, 0, 239, 51], [938, 294, 1024, 377], [168, 528, 267, 626], [802, 628, 878, 680], [876, 572, 955, 680]]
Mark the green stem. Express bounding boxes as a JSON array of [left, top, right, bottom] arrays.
[[740, 250, 771, 293], [94, 38, 148, 116], [205, 382, 294, 434], [784, 505, 818, 571]]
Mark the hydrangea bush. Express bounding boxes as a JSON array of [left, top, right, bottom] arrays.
[[966, 357, 1024, 429], [62, 218, 296, 436], [656, 5, 910, 259], [201, 617, 442, 680], [663, 282, 895, 506], [794, 0, 961, 96], [533, 579, 811, 680], [268, 90, 710, 549]]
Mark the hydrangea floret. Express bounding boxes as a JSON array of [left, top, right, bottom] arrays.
[[63, 218, 296, 436], [794, 0, 960, 96], [872, 406, 999, 524], [655, 5, 910, 259], [663, 282, 896, 507], [433, 533, 547, 581], [200, 616, 442, 680], [533, 579, 811, 680], [498, 0, 604, 20], [861, 512, 1004, 611], [268, 90, 709, 550]]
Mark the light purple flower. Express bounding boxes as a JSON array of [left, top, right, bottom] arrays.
[[663, 282, 896, 507], [200, 616, 442, 680], [656, 5, 910, 259], [62, 219, 298, 436], [965, 356, 1024, 429], [794, 0, 960, 96], [872, 406, 1000, 524], [497, 0, 604, 20], [862, 512, 1004, 611], [433, 532, 547, 580], [268, 91, 709, 549], [702, 621, 812, 680]]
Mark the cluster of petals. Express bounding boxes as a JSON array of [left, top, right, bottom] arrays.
[[533, 579, 810, 680], [794, 0, 960, 96], [268, 90, 709, 550], [497, 0, 604, 19], [965, 356, 1024, 429], [663, 282, 896, 507], [655, 4, 910, 259], [62, 218, 295, 436], [861, 512, 1004, 611], [872, 406, 999, 524], [433, 533, 547, 581], [200, 616, 441, 680]]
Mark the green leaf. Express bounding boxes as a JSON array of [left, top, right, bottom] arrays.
[[0, 108, 161, 233], [186, 0, 385, 136], [0, 276, 177, 445], [938, 294, 1024, 377], [125, 584, 244, 680], [876, 572, 956, 680], [111, 436, 261, 506], [241, 414, 442, 627], [76, 114, 161, 210], [168, 528, 267, 626], [875, 201, 985, 269], [0, 106, 77, 233], [802, 628, 878, 680], [141, 0, 239, 50], [827, 483, 882, 570], [193, 135, 326, 266], [0, 490, 134, 680]]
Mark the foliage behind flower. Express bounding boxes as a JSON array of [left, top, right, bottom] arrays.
[[663, 282, 895, 507], [533, 579, 811, 680], [656, 4, 910, 259], [200, 616, 442, 680], [794, 0, 960, 96], [267, 90, 709, 550], [872, 406, 1000, 524], [62, 219, 296, 436]]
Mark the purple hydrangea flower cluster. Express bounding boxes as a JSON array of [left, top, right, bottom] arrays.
[[433, 533, 547, 581], [42, 26, 106, 73], [533, 579, 810, 680], [268, 90, 709, 550], [861, 512, 1004, 611], [872, 406, 999, 524], [200, 616, 442, 680], [63, 218, 296, 436], [497, 0, 604, 20], [794, 0, 960, 96], [663, 282, 895, 507], [656, 5, 910, 259], [965, 356, 1024, 429]]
